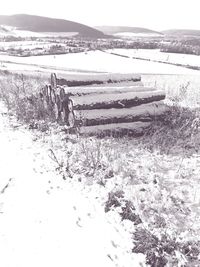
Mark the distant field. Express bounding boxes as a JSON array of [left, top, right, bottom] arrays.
[[0, 40, 53, 49], [0, 50, 199, 74], [109, 48, 200, 68]]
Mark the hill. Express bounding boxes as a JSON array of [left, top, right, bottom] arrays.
[[95, 26, 163, 36], [0, 14, 106, 38], [163, 29, 200, 37]]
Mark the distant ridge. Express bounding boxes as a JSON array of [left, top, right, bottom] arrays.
[[0, 14, 106, 38], [163, 29, 200, 37], [95, 26, 163, 36]]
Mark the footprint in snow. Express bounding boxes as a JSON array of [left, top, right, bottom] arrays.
[[76, 217, 82, 227]]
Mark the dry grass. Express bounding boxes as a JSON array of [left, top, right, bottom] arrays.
[[42, 122, 200, 266], [0, 71, 52, 123]]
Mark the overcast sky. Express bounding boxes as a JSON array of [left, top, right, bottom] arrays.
[[1, 0, 200, 31]]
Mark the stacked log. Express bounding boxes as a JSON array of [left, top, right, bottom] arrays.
[[62, 85, 155, 96], [79, 121, 152, 137], [71, 90, 165, 110], [55, 73, 141, 87], [71, 90, 167, 136], [47, 73, 167, 136], [75, 101, 167, 126]]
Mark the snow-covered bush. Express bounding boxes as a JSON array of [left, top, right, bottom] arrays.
[[143, 104, 200, 155], [0, 72, 50, 123]]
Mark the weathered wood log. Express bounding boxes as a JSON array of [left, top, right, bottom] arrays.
[[85, 81, 143, 87], [79, 121, 151, 137], [85, 81, 144, 87], [72, 90, 165, 110], [75, 101, 167, 126], [62, 85, 156, 96], [55, 73, 141, 87]]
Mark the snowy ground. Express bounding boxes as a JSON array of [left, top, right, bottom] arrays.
[[113, 32, 163, 38], [0, 63, 200, 265], [0, 102, 145, 267], [0, 41, 55, 49], [109, 48, 200, 69], [0, 49, 199, 74], [0, 46, 200, 266]]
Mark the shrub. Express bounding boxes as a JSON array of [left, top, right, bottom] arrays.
[[105, 191, 142, 225], [120, 200, 142, 225], [143, 104, 200, 155], [105, 190, 124, 212], [132, 227, 200, 267], [0, 72, 51, 123]]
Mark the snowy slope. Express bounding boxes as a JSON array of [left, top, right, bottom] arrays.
[[113, 32, 163, 38], [0, 25, 78, 37]]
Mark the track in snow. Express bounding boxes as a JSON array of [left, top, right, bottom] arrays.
[[0, 102, 145, 267]]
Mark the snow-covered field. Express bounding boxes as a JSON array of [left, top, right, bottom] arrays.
[[0, 40, 67, 51], [0, 41, 53, 49], [0, 49, 199, 74], [109, 48, 200, 68], [0, 102, 145, 267], [1, 96, 200, 266], [113, 32, 163, 38], [0, 45, 200, 266]]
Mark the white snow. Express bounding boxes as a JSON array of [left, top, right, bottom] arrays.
[[110, 48, 200, 69], [0, 50, 199, 74], [113, 32, 163, 38], [0, 102, 145, 267], [0, 40, 65, 50], [0, 25, 78, 38]]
